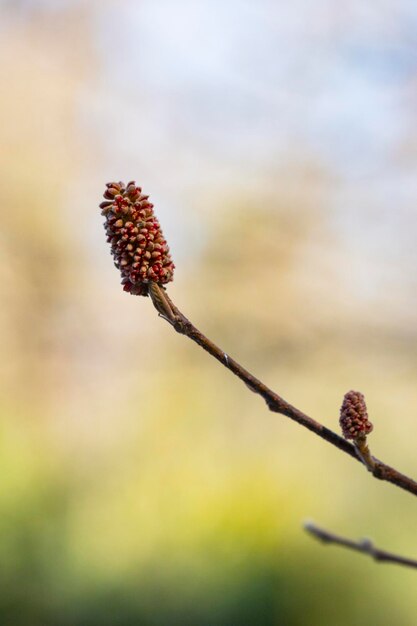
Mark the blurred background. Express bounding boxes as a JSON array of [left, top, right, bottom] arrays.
[[1, 0, 417, 624]]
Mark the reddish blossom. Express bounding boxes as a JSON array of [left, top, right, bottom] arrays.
[[340, 390, 373, 440], [100, 181, 175, 295]]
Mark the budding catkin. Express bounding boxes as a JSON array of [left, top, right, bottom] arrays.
[[340, 390, 373, 440], [100, 181, 175, 295]]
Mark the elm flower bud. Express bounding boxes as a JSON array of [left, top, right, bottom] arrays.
[[340, 390, 373, 441], [100, 181, 175, 295]]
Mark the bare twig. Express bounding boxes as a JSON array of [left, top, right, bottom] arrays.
[[304, 521, 417, 570], [148, 283, 417, 498]]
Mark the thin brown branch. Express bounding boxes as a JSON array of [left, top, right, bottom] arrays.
[[149, 284, 417, 498], [304, 521, 417, 570]]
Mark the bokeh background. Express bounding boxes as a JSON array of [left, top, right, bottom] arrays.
[[1, 1, 417, 624]]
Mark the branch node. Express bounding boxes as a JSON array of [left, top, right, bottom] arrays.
[[353, 436, 376, 473]]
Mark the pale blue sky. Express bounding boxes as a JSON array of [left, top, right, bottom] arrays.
[[88, 0, 417, 305], [2, 0, 417, 317], [92, 0, 417, 176]]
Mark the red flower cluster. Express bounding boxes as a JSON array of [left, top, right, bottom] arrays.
[[100, 181, 175, 295], [339, 390, 373, 440]]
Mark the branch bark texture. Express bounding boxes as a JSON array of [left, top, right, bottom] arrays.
[[150, 286, 417, 498]]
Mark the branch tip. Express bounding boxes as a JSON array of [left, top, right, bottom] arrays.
[[304, 522, 417, 570]]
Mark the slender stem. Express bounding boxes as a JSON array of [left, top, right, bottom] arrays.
[[354, 436, 376, 473], [149, 285, 417, 498], [304, 521, 417, 570]]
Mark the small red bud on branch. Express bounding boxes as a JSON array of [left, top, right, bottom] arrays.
[[340, 390, 375, 471], [340, 390, 373, 441], [100, 181, 175, 295]]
